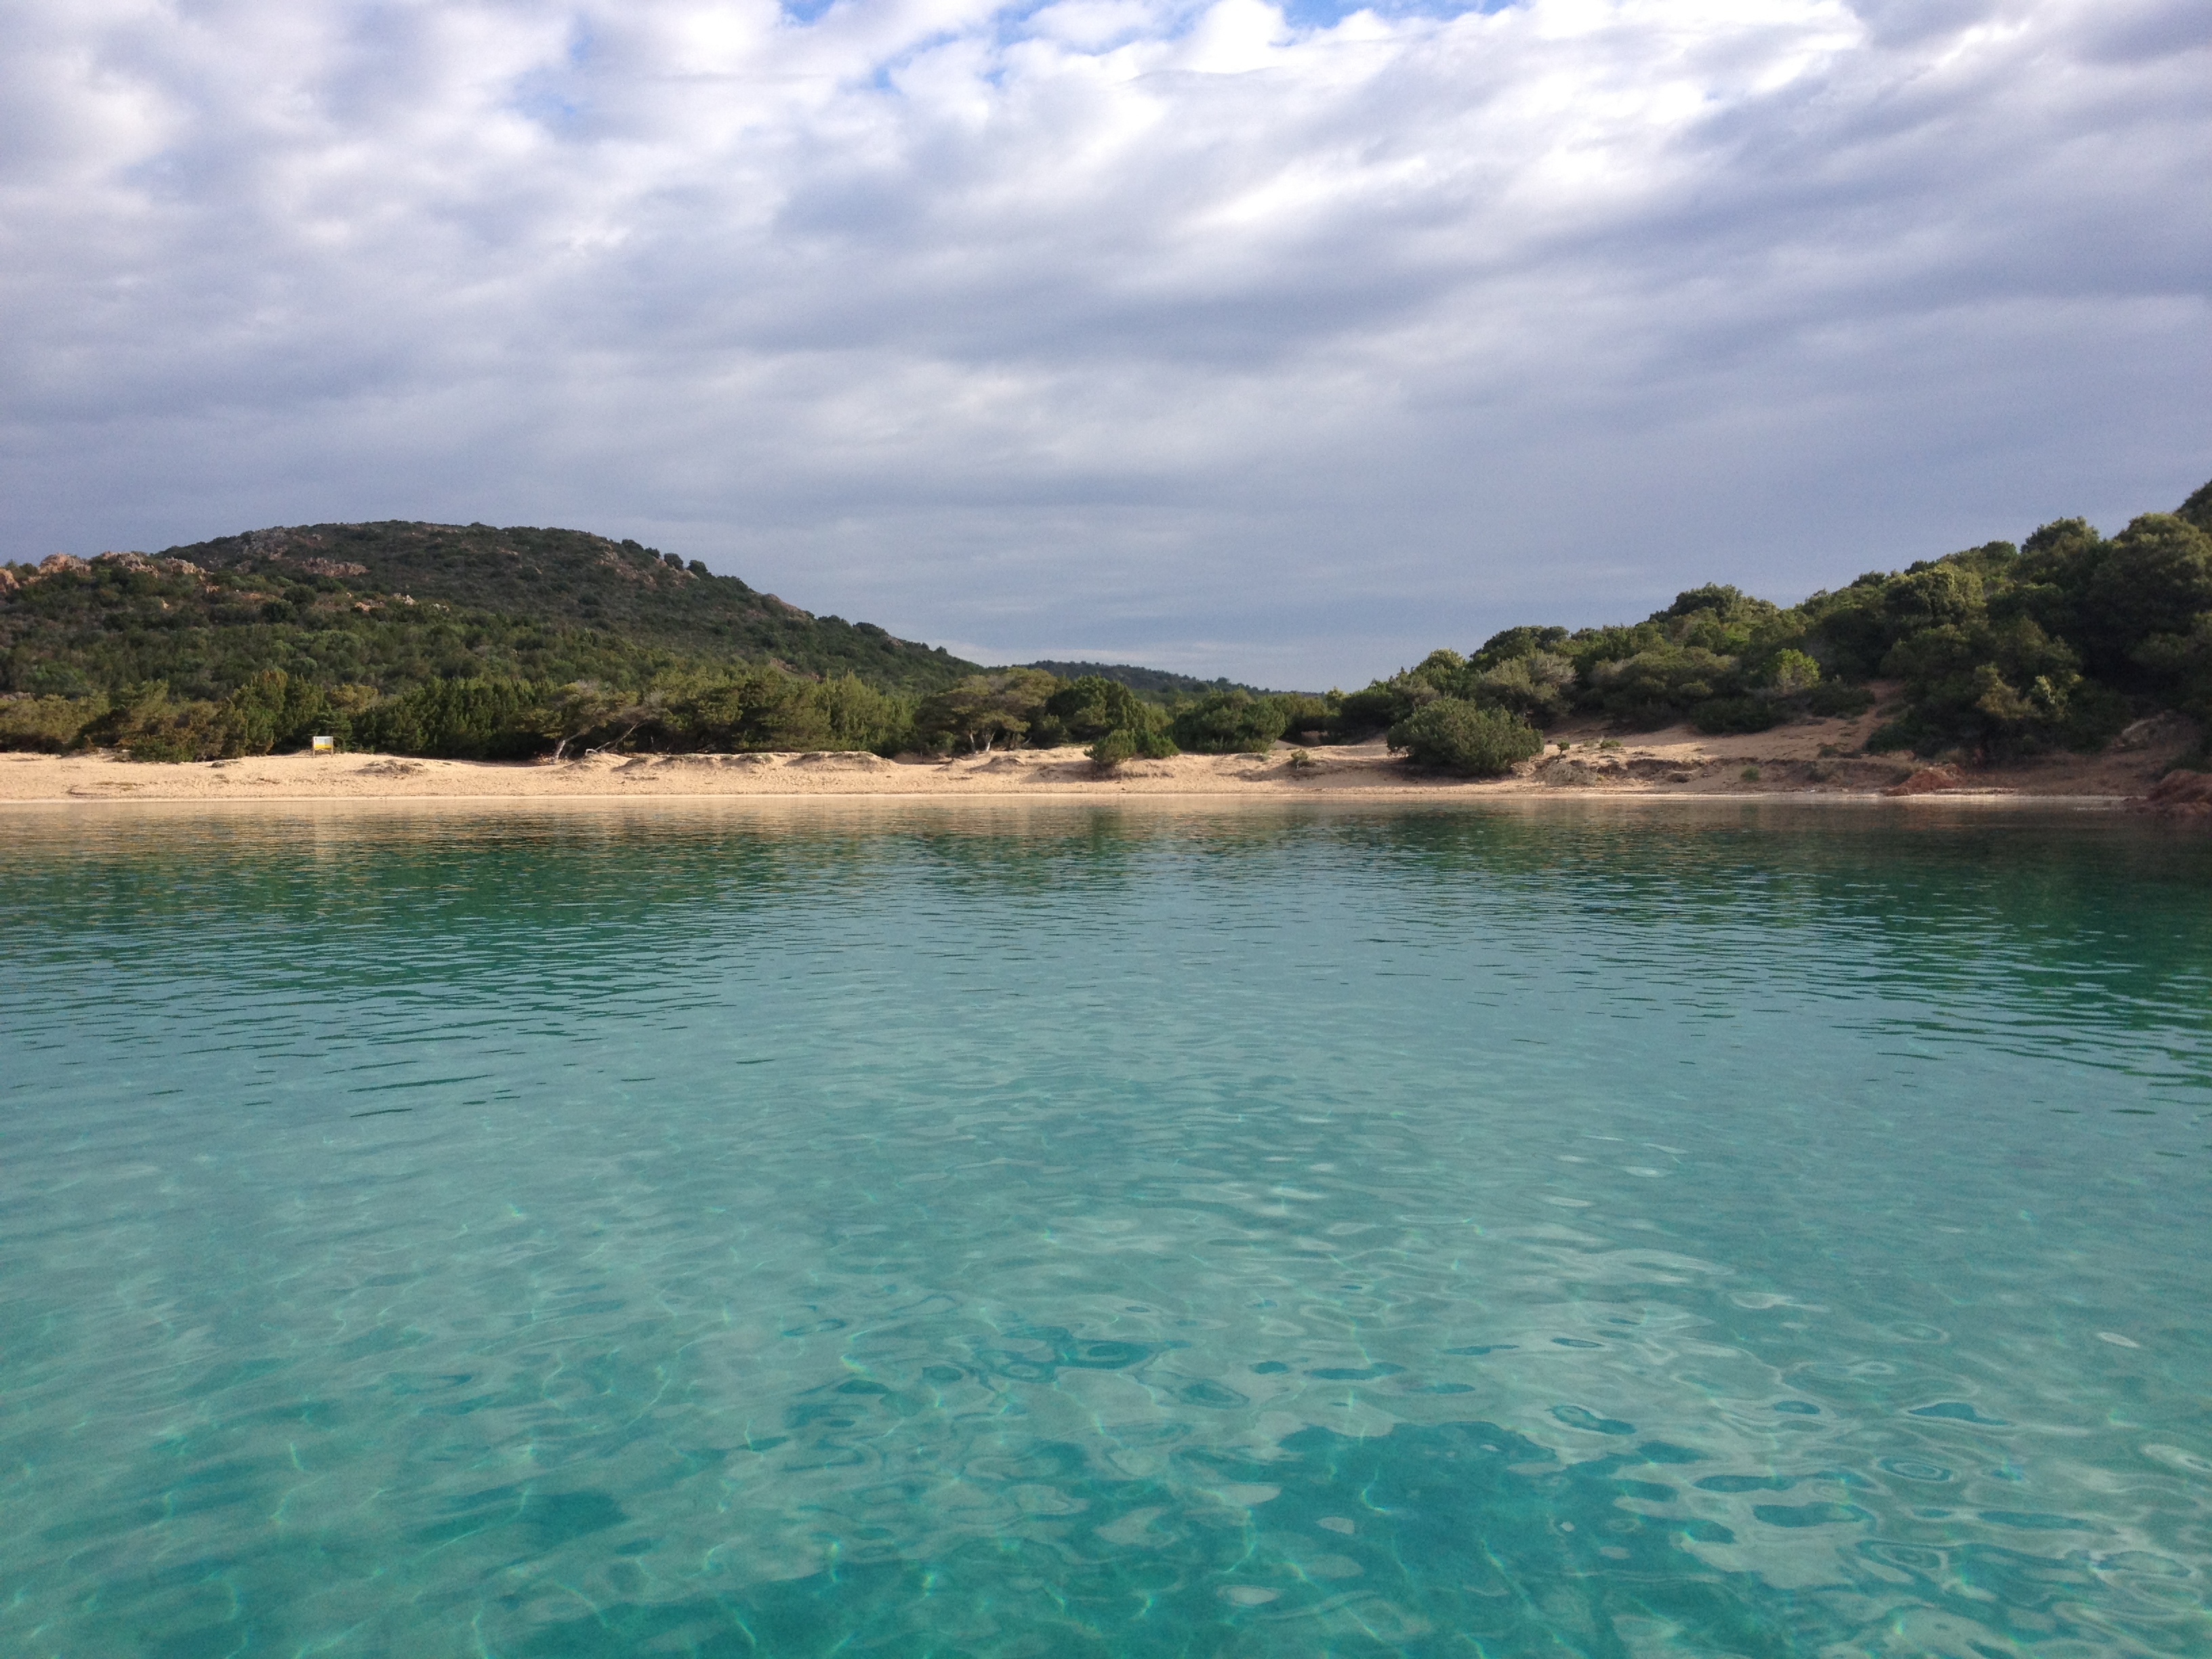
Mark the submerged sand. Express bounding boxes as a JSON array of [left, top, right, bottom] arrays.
[[1, 704, 2192, 806]]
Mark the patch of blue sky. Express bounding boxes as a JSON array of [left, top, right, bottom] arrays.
[[1279, 0, 1513, 24], [782, 0, 1514, 42], [510, 24, 593, 134], [511, 78, 587, 134]]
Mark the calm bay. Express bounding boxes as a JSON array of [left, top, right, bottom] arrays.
[[3, 800, 2208, 1656]]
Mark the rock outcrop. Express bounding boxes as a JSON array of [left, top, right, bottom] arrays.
[[2133, 769, 2212, 819], [1884, 765, 1966, 796]]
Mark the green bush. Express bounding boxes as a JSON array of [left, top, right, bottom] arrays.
[[2074, 514, 2212, 678], [1764, 649, 1822, 695], [1038, 675, 1149, 743], [1877, 617, 2124, 758], [1805, 681, 1874, 717], [1587, 644, 1738, 728], [1088, 726, 1179, 771], [1468, 652, 1576, 722], [913, 670, 1060, 753], [1268, 693, 1335, 741], [2134, 613, 2212, 726], [82, 682, 228, 762], [218, 669, 340, 756], [1169, 689, 1287, 754], [354, 677, 550, 759], [1386, 697, 1543, 776], [1865, 719, 1915, 754], [657, 668, 914, 755], [1690, 696, 1779, 735], [0, 693, 106, 752]]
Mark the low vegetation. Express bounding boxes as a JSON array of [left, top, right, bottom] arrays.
[[1387, 699, 1547, 777], [5, 481, 2207, 770], [1338, 477, 2212, 773]]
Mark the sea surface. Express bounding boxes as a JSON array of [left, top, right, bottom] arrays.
[[2, 800, 2209, 1658]]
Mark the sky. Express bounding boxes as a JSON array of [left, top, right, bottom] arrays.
[[3, 0, 2208, 686]]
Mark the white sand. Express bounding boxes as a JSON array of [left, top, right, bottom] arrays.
[[1, 704, 2184, 808]]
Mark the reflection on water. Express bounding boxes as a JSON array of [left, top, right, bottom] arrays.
[[2, 801, 2208, 1656]]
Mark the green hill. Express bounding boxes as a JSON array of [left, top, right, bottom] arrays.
[[0, 520, 976, 701], [1340, 476, 2212, 770], [6, 483, 2206, 772]]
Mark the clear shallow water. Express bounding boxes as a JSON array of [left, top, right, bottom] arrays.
[[3, 799, 2209, 1659]]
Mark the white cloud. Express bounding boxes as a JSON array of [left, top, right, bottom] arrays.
[[1, 0, 2206, 682]]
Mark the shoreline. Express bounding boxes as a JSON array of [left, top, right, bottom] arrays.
[[0, 789, 2135, 807], [3, 703, 2196, 810], [0, 729, 2180, 811]]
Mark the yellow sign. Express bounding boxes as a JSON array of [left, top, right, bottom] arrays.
[[311, 735, 335, 753]]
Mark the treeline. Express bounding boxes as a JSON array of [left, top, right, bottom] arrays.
[[5, 481, 2207, 775], [1338, 478, 2212, 773], [0, 665, 916, 764], [0, 661, 1320, 766], [914, 670, 1322, 760]]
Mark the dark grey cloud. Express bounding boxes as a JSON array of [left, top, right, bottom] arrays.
[[2, 0, 2206, 684]]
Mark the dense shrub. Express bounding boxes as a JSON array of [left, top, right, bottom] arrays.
[[1805, 680, 1875, 717], [1387, 698, 1544, 776], [1037, 675, 1151, 743], [1689, 696, 1780, 735], [1170, 689, 1288, 753], [81, 682, 228, 762], [0, 693, 105, 752], [54, 671, 374, 760], [1338, 475, 2212, 760], [1876, 616, 2124, 758], [1467, 652, 1577, 722], [2134, 614, 2212, 726], [354, 678, 551, 759], [1088, 726, 1179, 771], [1268, 692, 1334, 740]]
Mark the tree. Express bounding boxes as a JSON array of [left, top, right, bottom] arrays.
[[1470, 625, 1572, 670], [1868, 616, 2118, 758], [913, 670, 1061, 752], [1468, 652, 1576, 722], [0, 693, 105, 752], [1040, 674, 1149, 743], [2076, 514, 2212, 679], [2177, 476, 2212, 537], [218, 669, 331, 756], [1765, 649, 1822, 695], [2135, 614, 2212, 724], [535, 680, 637, 759], [354, 677, 549, 758]]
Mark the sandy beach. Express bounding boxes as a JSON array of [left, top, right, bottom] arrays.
[[3, 703, 2192, 805]]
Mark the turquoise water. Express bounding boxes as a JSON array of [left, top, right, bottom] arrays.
[[3, 800, 2209, 1658]]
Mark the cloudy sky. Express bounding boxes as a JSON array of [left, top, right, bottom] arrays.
[[4, 0, 2207, 684]]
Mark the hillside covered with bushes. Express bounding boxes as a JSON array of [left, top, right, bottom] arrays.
[[3, 480, 2207, 773], [1341, 478, 2212, 774], [0, 519, 972, 698], [0, 520, 983, 760]]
